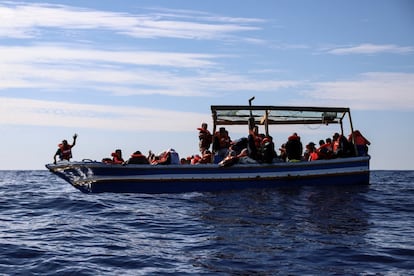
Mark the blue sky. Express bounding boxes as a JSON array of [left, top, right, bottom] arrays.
[[1, 0, 413, 170]]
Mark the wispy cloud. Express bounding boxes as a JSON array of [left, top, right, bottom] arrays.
[[0, 44, 298, 96], [0, 2, 262, 40], [326, 43, 414, 55], [0, 97, 207, 131], [302, 72, 414, 110], [0, 45, 216, 67]]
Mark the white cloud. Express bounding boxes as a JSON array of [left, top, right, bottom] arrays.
[[0, 97, 206, 131], [0, 45, 215, 68], [0, 3, 261, 40], [0, 45, 299, 96], [303, 72, 414, 110], [327, 43, 414, 55]]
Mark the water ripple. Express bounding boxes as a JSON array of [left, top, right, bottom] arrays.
[[0, 170, 413, 275]]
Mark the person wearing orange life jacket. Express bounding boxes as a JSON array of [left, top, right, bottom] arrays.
[[102, 149, 124, 164], [247, 126, 263, 160], [112, 149, 124, 164], [348, 130, 371, 156], [126, 150, 149, 165], [53, 133, 77, 164], [212, 127, 231, 161], [307, 142, 319, 161], [333, 132, 353, 158], [198, 122, 212, 154], [198, 150, 213, 164], [154, 148, 180, 165], [316, 138, 333, 159], [285, 132, 303, 161]]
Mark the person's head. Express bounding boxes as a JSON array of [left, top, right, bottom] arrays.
[[201, 123, 208, 129], [219, 127, 226, 134], [115, 149, 122, 157], [62, 140, 68, 146], [319, 140, 325, 146]]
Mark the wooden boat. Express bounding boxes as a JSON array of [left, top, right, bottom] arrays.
[[46, 103, 370, 193]]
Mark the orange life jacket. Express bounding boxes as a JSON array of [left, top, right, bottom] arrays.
[[309, 152, 319, 161], [58, 144, 72, 160]]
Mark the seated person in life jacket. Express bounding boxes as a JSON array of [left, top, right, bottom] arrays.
[[212, 127, 231, 161], [285, 133, 303, 161], [258, 136, 277, 163], [102, 149, 124, 164], [306, 142, 319, 161], [316, 138, 333, 159], [247, 126, 263, 160], [53, 133, 77, 164], [153, 148, 180, 165], [332, 133, 354, 158], [348, 130, 371, 156], [126, 150, 149, 164]]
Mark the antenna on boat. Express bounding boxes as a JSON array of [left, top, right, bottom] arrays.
[[248, 96, 255, 130]]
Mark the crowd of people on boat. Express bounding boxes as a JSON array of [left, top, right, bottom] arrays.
[[53, 124, 370, 166]]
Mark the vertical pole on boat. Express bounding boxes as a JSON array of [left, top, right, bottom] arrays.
[[347, 108, 358, 156], [248, 96, 255, 130], [265, 110, 269, 137], [211, 107, 218, 163]]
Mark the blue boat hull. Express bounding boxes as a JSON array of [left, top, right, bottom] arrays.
[[46, 156, 370, 194]]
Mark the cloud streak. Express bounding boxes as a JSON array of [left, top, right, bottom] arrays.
[[0, 44, 298, 96], [0, 2, 262, 40], [304, 72, 414, 110], [1, 73, 412, 133], [0, 97, 207, 131], [327, 43, 414, 55]]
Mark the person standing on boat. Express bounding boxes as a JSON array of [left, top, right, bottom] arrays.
[[198, 122, 212, 153], [53, 134, 77, 164]]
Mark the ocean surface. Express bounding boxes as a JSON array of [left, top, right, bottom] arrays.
[[0, 170, 413, 275]]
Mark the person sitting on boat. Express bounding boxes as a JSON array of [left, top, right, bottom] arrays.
[[316, 138, 333, 159], [304, 142, 318, 161], [279, 143, 287, 162], [198, 122, 213, 154], [53, 133, 77, 164], [212, 127, 231, 162], [198, 150, 213, 164], [306, 142, 319, 161], [126, 150, 149, 165], [285, 133, 303, 162], [237, 148, 257, 164], [154, 148, 180, 165], [348, 130, 371, 156], [258, 136, 277, 163], [247, 126, 262, 160], [332, 133, 354, 158], [230, 137, 248, 156], [102, 149, 124, 164], [218, 149, 239, 167]]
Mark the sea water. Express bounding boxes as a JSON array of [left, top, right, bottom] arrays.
[[0, 170, 413, 275]]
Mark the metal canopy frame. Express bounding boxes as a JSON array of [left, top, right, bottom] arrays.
[[211, 105, 354, 139]]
